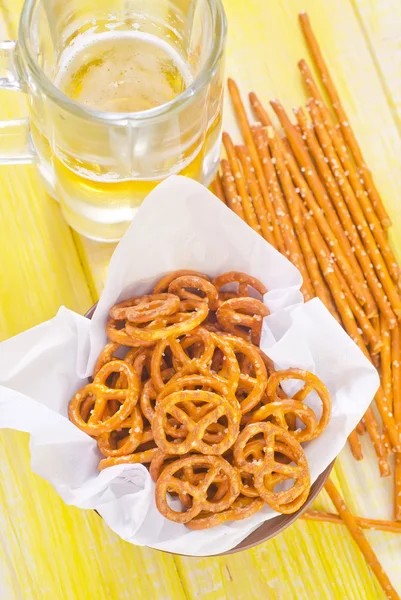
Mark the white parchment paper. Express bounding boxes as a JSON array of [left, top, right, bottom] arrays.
[[0, 176, 379, 556]]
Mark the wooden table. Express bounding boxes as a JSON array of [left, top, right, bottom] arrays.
[[1, 0, 401, 598]]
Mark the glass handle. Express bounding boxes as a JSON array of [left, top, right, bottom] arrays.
[[0, 40, 35, 164]]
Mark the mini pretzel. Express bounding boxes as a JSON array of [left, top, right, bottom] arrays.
[[110, 294, 180, 323], [97, 405, 143, 456], [69, 361, 140, 436], [152, 390, 241, 455], [106, 318, 156, 347], [213, 271, 267, 298], [238, 439, 266, 498], [153, 270, 211, 293], [224, 334, 268, 413], [94, 342, 122, 375], [155, 455, 240, 523], [216, 297, 269, 345], [98, 442, 158, 471], [186, 496, 265, 529], [125, 300, 209, 342], [157, 374, 238, 441], [168, 276, 219, 310], [249, 399, 318, 442], [150, 450, 230, 508], [234, 422, 310, 514], [266, 369, 331, 439]]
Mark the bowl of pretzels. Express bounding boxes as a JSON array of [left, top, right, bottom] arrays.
[[70, 269, 334, 553], [0, 177, 379, 556]]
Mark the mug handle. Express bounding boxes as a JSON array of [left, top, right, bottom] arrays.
[[0, 40, 35, 164]]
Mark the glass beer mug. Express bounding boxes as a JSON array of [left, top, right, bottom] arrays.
[[0, 0, 226, 241]]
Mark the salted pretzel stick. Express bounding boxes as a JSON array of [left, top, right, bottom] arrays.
[[295, 105, 381, 321], [270, 99, 370, 300], [307, 100, 401, 321], [222, 132, 260, 232], [221, 159, 245, 220], [299, 61, 397, 281], [332, 263, 382, 354], [251, 124, 314, 300], [356, 421, 367, 435], [235, 145, 277, 247], [275, 133, 397, 457], [364, 407, 391, 477], [266, 122, 366, 452], [381, 316, 393, 411], [324, 480, 400, 600], [303, 214, 394, 460], [264, 126, 338, 318], [269, 99, 369, 308], [299, 12, 391, 230], [228, 79, 286, 253], [393, 324, 401, 519], [303, 510, 401, 534], [298, 60, 388, 242], [210, 172, 226, 204], [272, 131, 364, 457]]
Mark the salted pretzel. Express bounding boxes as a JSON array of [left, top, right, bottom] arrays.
[[97, 406, 144, 456], [125, 299, 209, 342], [152, 390, 241, 455], [155, 455, 241, 523], [266, 369, 331, 439], [216, 297, 269, 345], [234, 422, 310, 514], [168, 275, 219, 310], [110, 294, 180, 323], [213, 271, 267, 298], [98, 441, 159, 470], [69, 361, 140, 436], [249, 399, 318, 442], [186, 496, 265, 529], [153, 270, 211, 293], [222, 334, 268, 413]]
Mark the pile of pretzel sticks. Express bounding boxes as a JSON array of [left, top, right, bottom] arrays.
[[211, 12, 401, 600]]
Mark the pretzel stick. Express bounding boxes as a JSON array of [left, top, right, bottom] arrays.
[[298, 59, 387, 240], [381, 316, 393, 411], [356, 421, 367, 435], [324, 479, 400, 600], [295, 105, 380, 321], [303, 510, 401, 534], [267, 125, 364, 458], [251, 124, 314, 300], [235, 145, 277, 247], [268, 124, 398, 459], [221, 159, 245, 220], [332, 263, 382, 354], [263, 126, 337, 314], [393, 324, 401, 520], [298, 61, 399, 285], [270, 99, 370, 304], [268, 99, 369, 308], [363, 407, 391, 477], [211, 173, 226, 204], [307, 100, 401, 322], [222, 132, 260, 232], [228, 79, 286, 253], [299, 12, 391, 230], [304, 212, 395, 459]]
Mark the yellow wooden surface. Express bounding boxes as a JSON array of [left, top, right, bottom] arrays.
[[1, 0, 401, 598]]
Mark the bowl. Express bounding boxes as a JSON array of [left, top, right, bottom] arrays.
[[86, 304, 334, 556]]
